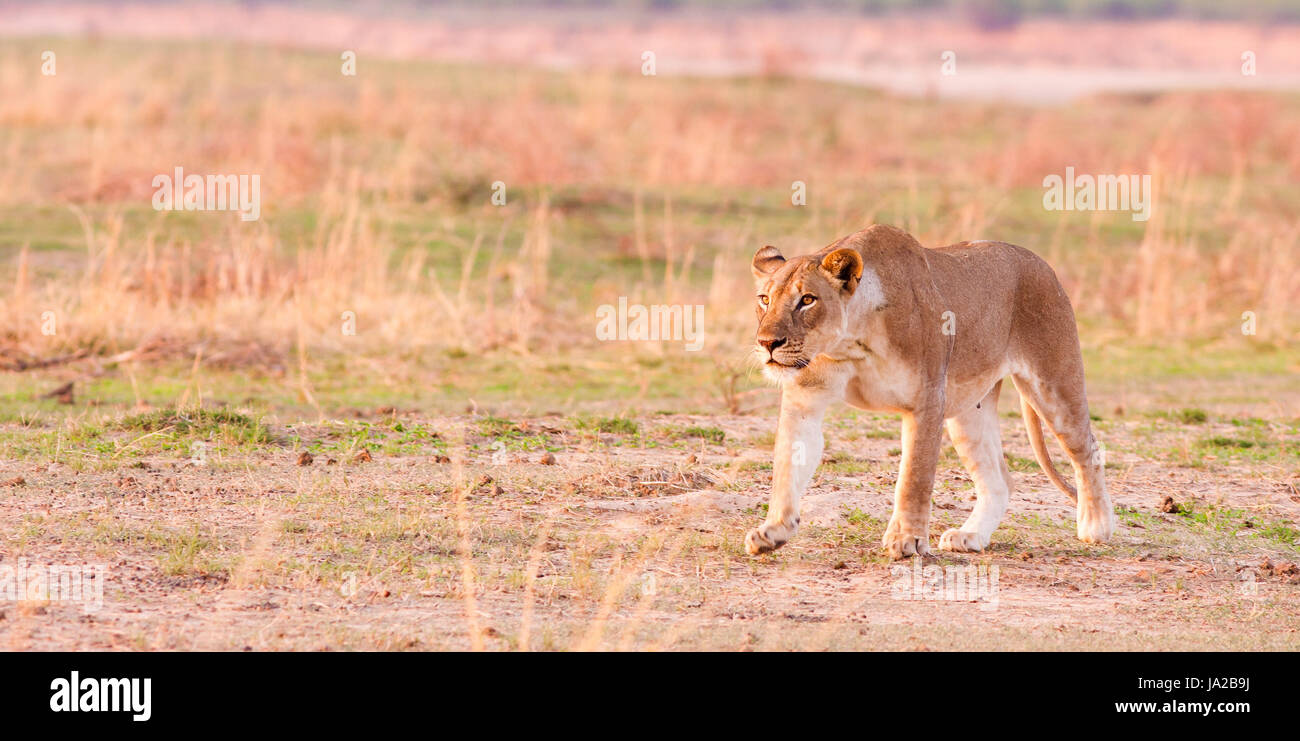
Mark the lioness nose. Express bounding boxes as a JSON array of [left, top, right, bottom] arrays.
[[758, 336, 787, 354]]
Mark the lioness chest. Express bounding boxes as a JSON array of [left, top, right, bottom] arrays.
[[842, 351, 919, 412], [837, 325, 1012, 417]]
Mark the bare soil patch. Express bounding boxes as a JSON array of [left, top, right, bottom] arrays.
[[2, 406, 1296, 651]]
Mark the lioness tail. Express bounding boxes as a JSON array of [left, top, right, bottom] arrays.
[[1019, 394, 1078, 504]]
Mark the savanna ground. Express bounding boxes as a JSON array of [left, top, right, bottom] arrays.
[[1, 11, 1298, 650]]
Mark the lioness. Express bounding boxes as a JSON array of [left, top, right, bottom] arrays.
[[746, 224, 1114, 559]]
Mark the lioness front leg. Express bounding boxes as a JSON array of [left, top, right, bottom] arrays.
[[745, 387, 831, 555], [882, 407, 944, 559]]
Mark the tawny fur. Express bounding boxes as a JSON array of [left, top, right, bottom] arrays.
[[747, 224, 1114, 559]]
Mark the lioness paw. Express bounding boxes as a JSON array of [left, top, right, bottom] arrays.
[[882, 525, 930, 560], [1076, 506, 1115, 544], [745, 521, 796, 556], [938, 528, 989, 553]]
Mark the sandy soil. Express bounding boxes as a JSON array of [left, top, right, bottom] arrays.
[[2, 398, 1296, 651]]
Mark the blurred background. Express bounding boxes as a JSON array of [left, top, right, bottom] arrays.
[[1, 0, 1299, 655], [1, 0, 1297, 417]]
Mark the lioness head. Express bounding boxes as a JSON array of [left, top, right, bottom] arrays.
[[751, 245, 864, 378]]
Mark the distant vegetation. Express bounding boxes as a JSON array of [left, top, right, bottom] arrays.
[[288, 0, 1300, 24]]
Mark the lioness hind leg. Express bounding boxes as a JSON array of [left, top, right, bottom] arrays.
[[1013, 372, 1114, 544], [939, 382, 1011, 553]]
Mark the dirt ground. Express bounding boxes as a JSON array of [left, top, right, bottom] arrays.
[[2, 383, 1297, 651]]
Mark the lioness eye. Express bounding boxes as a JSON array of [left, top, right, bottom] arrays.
[[758, 295, 769, 307], [800, 295, 816, 306]]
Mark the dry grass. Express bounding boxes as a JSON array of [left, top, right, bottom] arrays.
[[1, 38, 1298, 376]]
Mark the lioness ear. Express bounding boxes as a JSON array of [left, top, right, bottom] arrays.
[[820, 248, 863, 292], [751, 245, 786, 280]]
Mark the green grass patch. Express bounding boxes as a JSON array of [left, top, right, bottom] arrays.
[[575, 416, 639, 435], [679, 425, 725, 444], [119, 408, 269, 443], [1006, 453, 1038, 472]]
